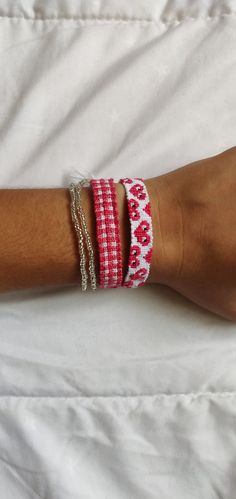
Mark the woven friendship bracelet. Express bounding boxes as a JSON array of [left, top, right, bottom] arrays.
[[109, 179, 123, 286], [120, 178, 153, 288], [90, 178, 123, 288]]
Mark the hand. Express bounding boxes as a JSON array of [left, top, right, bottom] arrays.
[[147, 146, 236, 321]]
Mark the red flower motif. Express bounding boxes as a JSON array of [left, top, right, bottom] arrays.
[[144, 248, 152, 264], [131, 245, 141, 256], [132, 268, 147, 281], [130, 183, 146, 200], [134, 220, 150, 246], [127, 198, 140, 221], [143, 202, 151, 217], [129, 245, 141, 268]]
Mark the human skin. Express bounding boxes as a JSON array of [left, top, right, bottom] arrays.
[[148, 146, 236, 321], [0, 146, 236, 321]]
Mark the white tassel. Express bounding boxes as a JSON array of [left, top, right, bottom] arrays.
[[67, 168, 96, 187]]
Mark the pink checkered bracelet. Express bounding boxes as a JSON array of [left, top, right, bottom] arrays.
[[120, 178, 153, 288], [90, 178, 123, 288]]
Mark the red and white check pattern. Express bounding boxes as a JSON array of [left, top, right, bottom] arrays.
[[91, 178, 123, 288]]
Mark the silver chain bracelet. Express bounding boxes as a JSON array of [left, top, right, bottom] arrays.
[[69, 180, 97, 291], [69, 183, 88, 291], [75, 180, 97, 291]]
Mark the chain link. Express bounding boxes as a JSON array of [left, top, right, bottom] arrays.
[[69, 183, 88, 291], [75, 180, 97, 291]]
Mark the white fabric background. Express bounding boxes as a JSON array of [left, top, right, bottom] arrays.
[[0, 1, 236, 497]]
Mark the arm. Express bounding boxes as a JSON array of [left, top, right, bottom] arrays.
[[0, 182, 136, 289], [1, 146, 236, 320]]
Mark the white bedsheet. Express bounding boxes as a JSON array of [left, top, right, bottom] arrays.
[[1, 1, 236, 497]]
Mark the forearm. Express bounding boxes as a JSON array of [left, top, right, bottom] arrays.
[[0, 188, 80, 292], [1, 147, 235, 320], [0, 182, 177, 293]]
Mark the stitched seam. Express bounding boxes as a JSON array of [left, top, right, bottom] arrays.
[[0, 12, 235, 26], [1, 392, 236, 401]]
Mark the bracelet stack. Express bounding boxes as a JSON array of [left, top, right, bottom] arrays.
[[69, 177, 153, 290]]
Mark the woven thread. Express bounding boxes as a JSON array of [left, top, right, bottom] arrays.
[[91, 178, 122, 288], [120, 178, 153, 288]]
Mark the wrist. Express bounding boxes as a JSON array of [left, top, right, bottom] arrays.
[[144, 176, 182, 286], [82, 177, 182, 288], [115, 177, 181, 287]]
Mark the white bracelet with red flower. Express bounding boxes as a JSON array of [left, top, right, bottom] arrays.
[[120, 178, 153, 288]]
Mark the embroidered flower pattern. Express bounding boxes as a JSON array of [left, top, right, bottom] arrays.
[[131, 268, 147, 280], [144, 248, 152, 264], [121, 178, 153, 288], [130, 183, 147, 200], [129, 245, 141, 268], [128, 198, 140, 221], [134, 220, 151, 246], [144, 202, 151, 217]]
